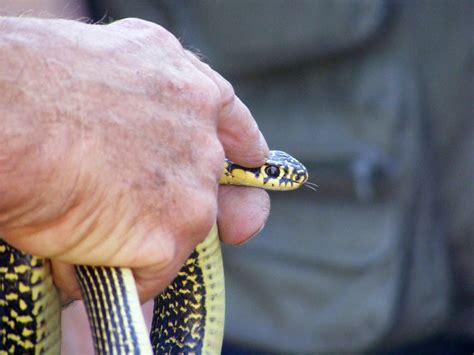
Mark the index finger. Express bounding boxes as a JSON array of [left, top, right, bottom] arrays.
[[218, 95, 269, 167], [184, 51, 269, 167]]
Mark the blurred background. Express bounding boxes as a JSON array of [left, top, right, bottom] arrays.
[[2, 1, 472, 354]]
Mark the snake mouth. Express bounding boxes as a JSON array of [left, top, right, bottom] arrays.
[[287, 172, 315, 191], [290, 180, 303, 186], [274, 178, 304, 191]]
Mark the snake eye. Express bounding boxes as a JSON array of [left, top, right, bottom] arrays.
[[264, 165, 280, 178]]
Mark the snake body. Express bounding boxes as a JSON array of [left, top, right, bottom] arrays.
[[0, 150, 308, 354], [0, 244, 61, 354]]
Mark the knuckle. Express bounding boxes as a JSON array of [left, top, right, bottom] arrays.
[[137, 231, 176, 269], [218, 78, 236, 112], [111, 18, 181, 48], [156, 75, 220, 117], [189, 77, 221, 115], [155, 236, 176, 268], [111, 17, 152, 29], [151, 26, 181, 48]]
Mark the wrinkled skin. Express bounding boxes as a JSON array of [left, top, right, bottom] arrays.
[[0, 17, 270, 302]]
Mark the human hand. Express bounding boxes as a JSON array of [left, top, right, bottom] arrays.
[[0, 17, 270, 302]]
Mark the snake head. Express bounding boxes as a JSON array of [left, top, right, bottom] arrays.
[[221, 150, 308, 191], [261, 150, 308, 190]]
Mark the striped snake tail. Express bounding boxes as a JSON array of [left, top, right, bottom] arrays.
[[75, 265, 152, 354]]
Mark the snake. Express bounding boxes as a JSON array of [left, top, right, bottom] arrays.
[[0, 150, 308, 354]]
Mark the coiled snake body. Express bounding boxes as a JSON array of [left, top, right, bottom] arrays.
[[0, 150, 308, 354]]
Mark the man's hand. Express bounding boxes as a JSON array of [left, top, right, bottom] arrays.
[[0, 17, 270, 302]]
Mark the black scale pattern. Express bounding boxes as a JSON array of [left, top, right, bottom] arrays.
[[151, 250, 206, 354], [0, 240, 46, 354]]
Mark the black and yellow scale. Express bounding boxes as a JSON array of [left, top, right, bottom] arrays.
[[0, 150, 308, 354]]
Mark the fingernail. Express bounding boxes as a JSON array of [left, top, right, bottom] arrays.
[[238, 222, 266, 245], [251, 222, 266, 239]]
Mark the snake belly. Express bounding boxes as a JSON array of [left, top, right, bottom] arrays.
[[0, 150, 308, 354]]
